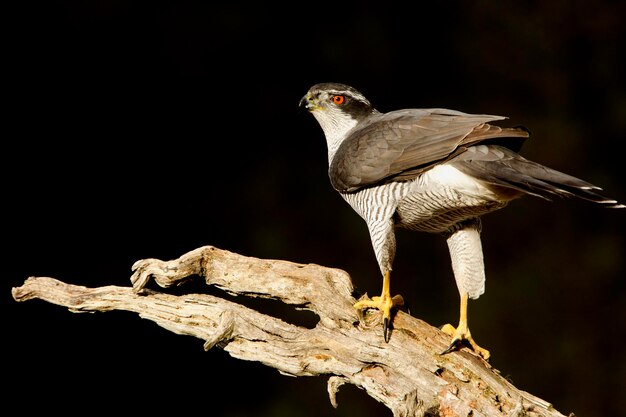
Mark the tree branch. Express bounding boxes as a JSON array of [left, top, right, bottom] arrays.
[[12, 245, 569, 417]]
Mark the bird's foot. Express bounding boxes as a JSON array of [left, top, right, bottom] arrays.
[[440, 322, 490, 360], [354, 293, 404, 342]]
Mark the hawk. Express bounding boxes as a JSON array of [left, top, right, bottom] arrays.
[[300, 82, 623, 359]]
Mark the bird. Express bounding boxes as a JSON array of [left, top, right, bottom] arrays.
[[299, 82, 624, 360]]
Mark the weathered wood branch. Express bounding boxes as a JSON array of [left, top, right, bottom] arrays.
[[12, 245, 569, 417]]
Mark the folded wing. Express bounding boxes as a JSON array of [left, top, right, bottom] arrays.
[[329, 108, 529, 192]]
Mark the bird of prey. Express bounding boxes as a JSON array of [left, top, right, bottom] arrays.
[[299, 82, 624, 359]]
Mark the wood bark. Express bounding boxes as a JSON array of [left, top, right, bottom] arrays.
[[12, 245, 571, 417]]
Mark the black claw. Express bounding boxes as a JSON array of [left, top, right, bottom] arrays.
[[383, 318, 390, 343], [440, 339, 459, 356]]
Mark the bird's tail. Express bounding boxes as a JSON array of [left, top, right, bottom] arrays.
[[451, 145, 625, 208]]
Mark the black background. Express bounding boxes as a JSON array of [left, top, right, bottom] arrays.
[[5, 1, 626, 416]]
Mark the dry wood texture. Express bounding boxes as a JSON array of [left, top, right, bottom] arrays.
[[12, 245, 570, 417]]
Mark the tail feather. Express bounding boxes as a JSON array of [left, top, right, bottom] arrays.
[[451, 145, 625, 208]]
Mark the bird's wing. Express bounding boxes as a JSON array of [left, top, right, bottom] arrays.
[[329, 109, 529, 192]]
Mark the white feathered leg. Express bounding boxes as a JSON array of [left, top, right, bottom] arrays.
[[441, 219, 490, 360]]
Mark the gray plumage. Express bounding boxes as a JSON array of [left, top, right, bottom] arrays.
[[300, 82, 624, 350]]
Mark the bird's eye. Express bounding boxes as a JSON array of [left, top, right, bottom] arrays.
[[332, 95, 345, 105]]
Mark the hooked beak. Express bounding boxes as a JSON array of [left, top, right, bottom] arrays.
[[299, 93, 315, 111]]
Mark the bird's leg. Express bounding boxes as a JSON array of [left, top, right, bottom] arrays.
[[353, 270, 404, 342], [441, 220, 490, 359], [441, 292, 490, 360]]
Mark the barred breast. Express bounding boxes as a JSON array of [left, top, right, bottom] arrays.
[[395, 191, 508, 233], [340, 163, 515, 234]]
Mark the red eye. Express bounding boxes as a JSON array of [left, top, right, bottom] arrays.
[[332, 95, 345, 105]]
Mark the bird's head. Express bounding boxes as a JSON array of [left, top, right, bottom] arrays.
[[300, 83, 378, 150]]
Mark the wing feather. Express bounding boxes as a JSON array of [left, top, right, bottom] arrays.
[[329, 109, 528, 192]]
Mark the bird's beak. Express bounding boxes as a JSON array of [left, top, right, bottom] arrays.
[[299, 93, 315, 111]]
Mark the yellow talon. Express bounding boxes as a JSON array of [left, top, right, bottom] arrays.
[[353, 271, 404, 342], [440, 293, 490, 360]]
